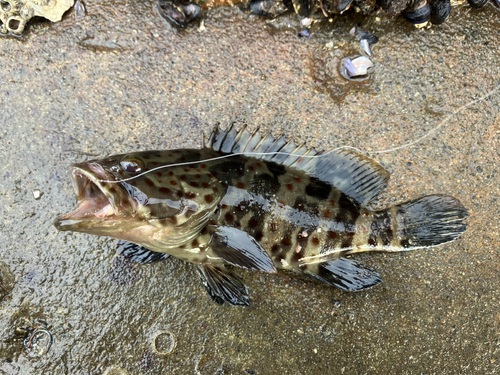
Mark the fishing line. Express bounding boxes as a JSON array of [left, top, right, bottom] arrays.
[[98, 83, 500, 184]]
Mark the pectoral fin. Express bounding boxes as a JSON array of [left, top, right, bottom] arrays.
[[197, 264, 249, 306], [116, 240, 170, 264], [208, 225, 276, 273], [304, 257, 382, 291]]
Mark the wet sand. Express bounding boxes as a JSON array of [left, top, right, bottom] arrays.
[[0, 2, 500, 374]]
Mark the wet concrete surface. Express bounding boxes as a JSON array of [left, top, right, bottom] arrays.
[[1, 1, 500, 374]]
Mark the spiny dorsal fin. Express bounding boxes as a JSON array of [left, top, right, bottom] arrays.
[[203, 124, 390, 205]]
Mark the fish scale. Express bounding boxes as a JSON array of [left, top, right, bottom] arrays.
[[55, 124, 468, 306]]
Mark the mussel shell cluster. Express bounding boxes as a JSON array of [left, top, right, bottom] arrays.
[[159, 0, 497, 29]]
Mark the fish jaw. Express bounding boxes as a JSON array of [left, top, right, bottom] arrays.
[[54, 163, 141, 235]]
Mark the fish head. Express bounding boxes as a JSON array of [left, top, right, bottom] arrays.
[[54, 151, 224, 248]]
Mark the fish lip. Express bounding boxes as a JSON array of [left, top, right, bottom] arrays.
[[54, 162, 133, 231]]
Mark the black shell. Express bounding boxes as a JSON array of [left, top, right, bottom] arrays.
[[403, 1, 431, 24], [429, 0, 451, 24], [250, 0, 289, 17], [467, 0, 488, 8], [158, 0, 201, 27]]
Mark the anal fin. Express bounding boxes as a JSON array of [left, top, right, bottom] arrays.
[[116, 240, 170, 264], [197, 264, 249, 306], [304, 257, 382, 291]]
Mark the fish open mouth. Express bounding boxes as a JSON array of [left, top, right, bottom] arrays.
[[54, 164, 129, 232]]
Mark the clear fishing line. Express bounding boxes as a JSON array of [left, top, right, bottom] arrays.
[[97, 83, 500, 184]]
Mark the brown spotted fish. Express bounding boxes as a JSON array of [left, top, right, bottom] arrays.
[[54, 125, 468, 305]]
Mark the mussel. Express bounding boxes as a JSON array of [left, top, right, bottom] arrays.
[[249, 0, 289, 17], [157, 0, 201, 28], [403, 0, 431, 27], [429, 0, 450, 24]]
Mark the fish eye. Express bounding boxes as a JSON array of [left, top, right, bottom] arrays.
[[120, 159, 144, 174]]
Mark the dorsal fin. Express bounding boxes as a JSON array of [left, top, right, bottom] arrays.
[[203, 124, 390, 205]]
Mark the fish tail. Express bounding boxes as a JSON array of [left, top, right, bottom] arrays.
[[395, 195, 468, 249]]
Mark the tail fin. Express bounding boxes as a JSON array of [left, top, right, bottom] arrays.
[[396, 195, 468, 248]]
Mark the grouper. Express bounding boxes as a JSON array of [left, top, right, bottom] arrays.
[[54, 125, 468, 305]]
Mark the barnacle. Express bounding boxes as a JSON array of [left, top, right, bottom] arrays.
[[0, 0, 72, 35]]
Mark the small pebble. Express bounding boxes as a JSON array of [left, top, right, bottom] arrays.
[[33, 189, 42, 200]]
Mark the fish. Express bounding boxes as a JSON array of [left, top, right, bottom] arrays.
[[54, 125, 468, 306]]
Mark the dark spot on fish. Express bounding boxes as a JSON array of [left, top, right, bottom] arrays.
[[205, 195, 214, 203], [221, 204, 227, 209], [237, 182, 245, 189], [143, 155, 150, 160], [159, 187, 171, 194], [168, 154, 173, 157], [338, 194, 360, 221], [382, 228, 393, 246], [254, 231, 263, 241], [180, 156, 187, 162], [286, 183, 293, 191], [156, 154, 162, 158], [271, 244, 280, 254], [144, 178, 154, 187], [202, 182, 210, 188], [180, 175, 187, 180], [249, 218, 259, 228], [176, 190, 184, 198], [225, 212, 234, 222], [156, 172, 162, 177], [328, 231, 337, 239], [186, 192, 196, 199], [192, 239, 199, 247], [364, 211, 369, 216], [190, 181, 199, 188], [152, 161, 158, 166], [201, 164, 207, 169], [341, 237, 353, 249], [270, 222, 279, 232], [168, 171, 174, 176], [256, 162, 262, 168], [248, 165, 255, 171], [212, 187, 218, 192], [330, 200, 336, 207], [324, 209, 331, 219], [184, 168, 190, 172], [294, 176, 301, 183], [305, 179, 331, 200], [170, 180, 178, 186], [291, 251, 303, 264], [312, 237, 320, 246], [368, 236, 377, 247], [281, 237, 291, 246], [195, 174, 201, 179]]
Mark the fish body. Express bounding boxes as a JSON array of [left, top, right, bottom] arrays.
[[55, 125, 468, 305]]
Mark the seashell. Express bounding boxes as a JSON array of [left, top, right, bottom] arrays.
[[74, 0, 85, 17], [340, 56, 374, 81], [337, 0, 353, 12], [429, 0, 450, 24], [157, 0, 201, 28], [403, 0, 431, 27], [249, 0, 288, 17], [467, 0, 487, 7], [298, 28, 310, 37], [0, 0, 73, 35]]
